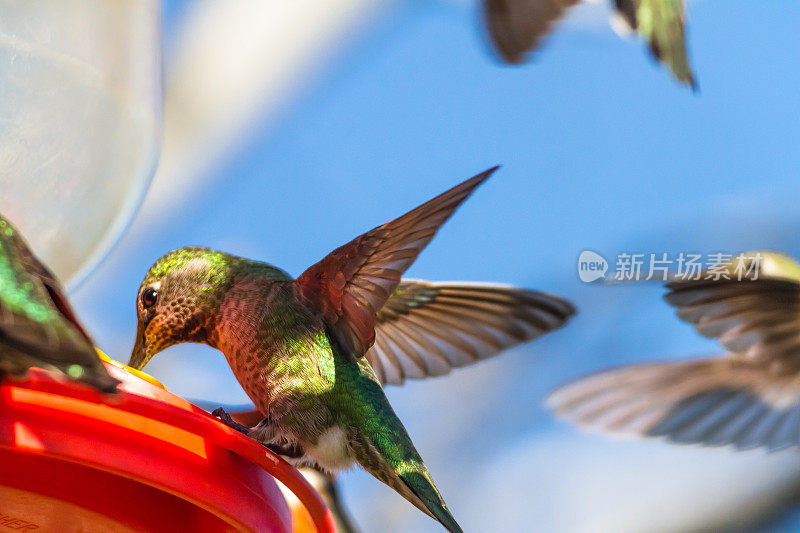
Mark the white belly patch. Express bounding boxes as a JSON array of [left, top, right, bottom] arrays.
[[307, 426, 352, 472]]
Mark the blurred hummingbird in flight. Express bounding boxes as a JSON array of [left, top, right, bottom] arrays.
[[0, 214, 118, 393], [550, 251, 800, 452], [483, 0, 696, 88], [129, 167, 575, 532]]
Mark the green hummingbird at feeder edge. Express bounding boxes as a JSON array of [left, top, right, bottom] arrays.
[[128, 167, 575, 532], [194, 269, 577, 532], [484, 0, 697, 88], [549, 251, 800, 452], [0, 214, 118, 393]]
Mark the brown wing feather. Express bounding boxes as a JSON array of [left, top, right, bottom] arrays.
[[550, 252, 800, 452], [295, 168, 497, 360], [484, 0, 581, 63], [366, 280, 575, 385], [665, 276, 800, 369], [549, 358, 800, 451]]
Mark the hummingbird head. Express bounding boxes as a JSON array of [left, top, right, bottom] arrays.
[[129, 247, 235, 370]]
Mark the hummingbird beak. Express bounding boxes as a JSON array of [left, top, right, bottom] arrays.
[[129, 321, 150, 370]]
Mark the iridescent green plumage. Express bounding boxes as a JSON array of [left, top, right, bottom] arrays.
[[129, 169, 575, 532], [131, 251, 461, 531], [620, 0, 696, 88], [0, 214, 117, 392]]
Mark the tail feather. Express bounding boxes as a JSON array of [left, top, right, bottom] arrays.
[[399, 470, 462, 533], [339, 356, 462, 531], [352, 435, 462, 533]]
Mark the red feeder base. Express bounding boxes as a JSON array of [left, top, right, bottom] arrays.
[[0, 362, 335, 533]]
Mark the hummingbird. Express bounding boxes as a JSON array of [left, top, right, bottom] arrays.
[[484, 0, 697, 88], [549, 251, 800, 452], [195, 270, 577, 531], [129, 167, 575, 532], [0, 214, 118, 393]]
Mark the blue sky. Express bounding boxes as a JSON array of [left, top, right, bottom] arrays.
[[74, 1, 800, 531]]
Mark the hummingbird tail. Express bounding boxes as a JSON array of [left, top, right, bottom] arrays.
[[548, 357, 800, 451], [397, 467, 463, 533], [353, 435, 462, 533], [340, 360, 462, 531]]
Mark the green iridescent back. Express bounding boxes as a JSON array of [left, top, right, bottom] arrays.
[[0, 217, 63, 329], [0, 215, 117, 391]]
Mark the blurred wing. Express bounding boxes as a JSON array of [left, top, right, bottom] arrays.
[[549, 358, 800, 451], [295, 168, 497, 360], [0, 217, 117, 392], [665, 251, 800, 366], [616, 0, 696, 87], [367, 280, 575, 385], [549, 251, 800, 452], [483, 0, 580, 63]]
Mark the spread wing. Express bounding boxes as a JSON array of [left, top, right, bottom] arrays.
[[549, 251, 800, 451], [295, 167, 497, 360], [665, 251, 800, 366], [0, 216, 118, 392], [483, 0, 580, 63], [549, 358, 800, 451], [367, 280, 575, 385]]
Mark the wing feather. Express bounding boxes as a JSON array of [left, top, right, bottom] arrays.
[[295, 168, 497, 360], [665, 252, 800, 366], [366, 280, 574, 385]]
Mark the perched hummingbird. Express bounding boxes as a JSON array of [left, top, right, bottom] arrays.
[[0, 214, 118, 393], [484, 0, 696, 88], [129, 167, 575, 532], [197, 271, 577, 531], [550, 251, 800, 451]]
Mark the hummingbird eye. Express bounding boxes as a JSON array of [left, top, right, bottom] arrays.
[[141, 287, 158, 309]]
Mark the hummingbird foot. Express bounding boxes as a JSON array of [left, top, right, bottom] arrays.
[[212, 407, 252, 436], [264, 441, 306, 459]]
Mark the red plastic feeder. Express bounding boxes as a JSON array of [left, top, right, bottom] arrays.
[[0, 359, 335, 533]]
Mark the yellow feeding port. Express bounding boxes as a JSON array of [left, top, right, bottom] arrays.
[[96, 349, 166, 390]]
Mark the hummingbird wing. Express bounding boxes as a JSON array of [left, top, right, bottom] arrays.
[[616, 0, 696, 87], [483, 0, 580, 63], [366, 280, 575, 385], [549, 251, 800, 451], [549, 358, 800, 450], [295, 167, 497, 361], [0, 216, 118, 392], [484, 0, 696, 88], [665, 251, 800, 360]]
